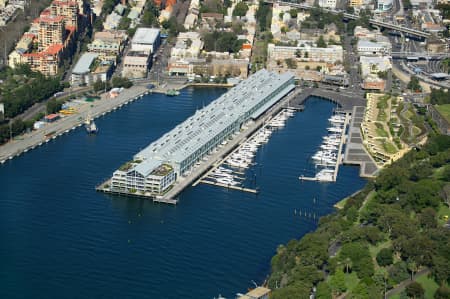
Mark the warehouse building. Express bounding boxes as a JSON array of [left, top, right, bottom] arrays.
[[131, 27, 161, 54], [110, 69, 295, 196]]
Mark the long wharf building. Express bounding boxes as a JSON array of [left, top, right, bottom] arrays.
[[110, 70, 295, 197]]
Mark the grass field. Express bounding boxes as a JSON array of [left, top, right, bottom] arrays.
[[437, 203, 450, 226], [435, 104, 450, 123], [383, 140, 398, 154], [388, 272, 435, 299], [416, 275, 439, 299]]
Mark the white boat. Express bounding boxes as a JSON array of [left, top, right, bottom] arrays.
[[328, 127, 343, 133], [320, 144, 338, 151], [85, 113, 98, 134], [315, 170, 334, 182]]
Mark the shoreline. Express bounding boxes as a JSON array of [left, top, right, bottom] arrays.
[[0, 85, 150, 164], [0, 81, 232, 164]]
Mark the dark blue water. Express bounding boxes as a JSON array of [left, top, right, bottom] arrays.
[[0, 87, 366, 299]]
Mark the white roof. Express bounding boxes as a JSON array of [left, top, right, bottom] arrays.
[[357, 40, 385, 48], [72, 53, 98, 74], [132, 28, 160, 45]]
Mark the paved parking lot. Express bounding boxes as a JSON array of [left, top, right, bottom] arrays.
[[343, 106, 379, 177]]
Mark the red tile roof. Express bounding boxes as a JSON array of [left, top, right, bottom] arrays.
[[39, 15, 65, 23]]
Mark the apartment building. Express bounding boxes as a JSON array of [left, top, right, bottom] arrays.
[[318, 0, 337, 8], [268, 44, 344, 64], [38, 15, 65, 51], [8, 0, 86, 76]]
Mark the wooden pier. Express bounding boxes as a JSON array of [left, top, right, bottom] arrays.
[[199, 179, 259, 194]]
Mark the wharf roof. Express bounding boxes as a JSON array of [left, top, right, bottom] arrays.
[[131, 69, 294, 175], [72, 52, 98, 74], [132, 28, 160, 45]]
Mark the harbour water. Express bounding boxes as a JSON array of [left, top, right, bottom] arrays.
[[0, 87, 366, 298]]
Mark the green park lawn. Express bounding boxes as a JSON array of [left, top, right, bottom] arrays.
[[435, 104, 450, 123], [415, 275, 439, 299], [388, 273, 437, 299], [437, 203, 450, 226], [383, 140, 398, 154], [369, 240, 392, 261]]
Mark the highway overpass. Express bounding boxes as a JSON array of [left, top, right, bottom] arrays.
[[265, 0, 432, 39], [390, 52, 450, 59]]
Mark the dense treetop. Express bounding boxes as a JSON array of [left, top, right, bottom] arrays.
[[269, 135, 450, 298]]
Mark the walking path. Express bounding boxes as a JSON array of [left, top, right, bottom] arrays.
[[385, 268, 430, 297]]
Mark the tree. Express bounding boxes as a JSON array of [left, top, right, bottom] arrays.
[[376, 248, 393, 267], [407, 259, 418, 280], [285, 58, 297, 69], [316, 281, 332, 298], [232, 2, 248, 17], [418, 207, 437, 229], [329, 269, 347, 295], [289, 9, 298, 18], [202, 31, 243, 53], [255, 1, 272, 31], [295, 49, 302, 58], [304, 51, 309, 58], [46, 98, 65, 114], [406, 281, 424, 298], [317, 35, 327, 48], [348, 282, 370, 299], [112, 76, 133, 89], [407, 75, 421, 92], [93, 79, 106, 92], [434, 285, 450, 299]]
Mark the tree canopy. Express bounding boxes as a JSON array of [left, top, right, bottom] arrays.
[[202, 31, 244, 53], [268, 135, 450, 298]]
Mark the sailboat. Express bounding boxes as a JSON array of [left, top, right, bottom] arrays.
[[85, 112, 98, 134]]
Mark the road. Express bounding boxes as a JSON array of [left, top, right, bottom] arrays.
[[12, 86, 93, 122]]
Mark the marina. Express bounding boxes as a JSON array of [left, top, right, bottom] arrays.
[[97, 70, 301, 204], [299, 112, 350, 182], [0, 87, 368, 299], [194, 108, 297, 193]]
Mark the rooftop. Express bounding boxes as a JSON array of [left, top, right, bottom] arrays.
[[132, 28, 160, 45], [39, 15, 65, 23], [131, 69, 295, 176], [72, 53, 99, 74]]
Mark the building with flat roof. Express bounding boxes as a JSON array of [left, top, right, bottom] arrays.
[[131, 27, 161, 54], [318, 0, 337, 8], [71, 52, 99, 85], [357, 40, 392, 56], [110, 69, 295, 196], [122, 50, 151, 79], [376, 0, 393, 11], [360, 56, 392, 77], [268, 44, 344, 64]]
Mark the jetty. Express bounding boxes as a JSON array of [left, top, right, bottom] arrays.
[[159, 88, 303, 203], [0, 86, 150, 164], [299, 112, 351, 182], [199, 180, 259, 194]]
